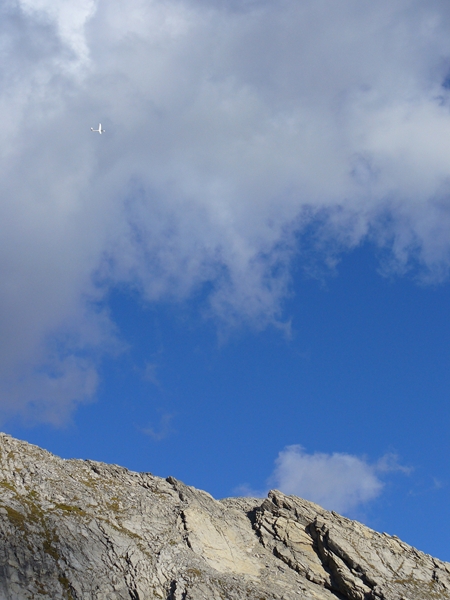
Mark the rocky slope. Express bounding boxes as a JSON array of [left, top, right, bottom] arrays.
[[0, 433, 449, 600]]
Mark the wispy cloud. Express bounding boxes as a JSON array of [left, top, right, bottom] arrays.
[[3, 0, 450, 420], [375, 452, 413, 475], [432, 477, 445, 490], [141, 413, 174, 442], [142, 362, 160, 387], [233, 483, 266, 498]]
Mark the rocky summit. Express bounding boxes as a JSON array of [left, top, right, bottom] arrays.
[[0, 433, 449, 600]]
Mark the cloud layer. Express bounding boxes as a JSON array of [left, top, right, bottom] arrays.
[[3, 0, 450, 419]]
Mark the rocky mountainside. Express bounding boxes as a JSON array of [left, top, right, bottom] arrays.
[[0, 433, 449, 600]]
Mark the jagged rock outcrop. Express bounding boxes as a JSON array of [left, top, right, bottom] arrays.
[[0, 433, 449, 599]]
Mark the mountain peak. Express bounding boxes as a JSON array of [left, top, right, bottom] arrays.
[[0, 432, 448, 599]]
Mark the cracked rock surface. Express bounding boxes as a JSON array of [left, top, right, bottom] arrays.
[[0, 433, 449, 599]]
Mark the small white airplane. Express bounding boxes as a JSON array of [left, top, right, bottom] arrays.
[[91, 124, 105, 134]]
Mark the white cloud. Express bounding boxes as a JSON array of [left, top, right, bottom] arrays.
[[236, 447, 410, 512], [269, 446, 386, 514], [3, 0, 450, 420]]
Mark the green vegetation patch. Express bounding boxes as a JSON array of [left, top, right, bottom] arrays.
[[5, 506, 26, 530], [392, 577, 445, 600], [186, 568, 202, 578], [54, 503, 86, 515], [107, 497, 122, 513], [43, 539, 59, 561], [0, 481, 16, 492], [58, 575, 75, 600]]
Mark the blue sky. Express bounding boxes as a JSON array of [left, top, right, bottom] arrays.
[[7, 243, 450, 561], [2, 0, 450, 564]]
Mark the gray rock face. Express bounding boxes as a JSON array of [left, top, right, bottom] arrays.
[[0, 433, 449, 600]]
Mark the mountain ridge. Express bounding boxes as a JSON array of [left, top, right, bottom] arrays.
[[0, 432, 449, 600]]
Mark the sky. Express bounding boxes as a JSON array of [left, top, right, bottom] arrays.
[[1, 0, 450, 562]]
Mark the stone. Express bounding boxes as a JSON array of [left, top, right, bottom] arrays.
[[0, 432, 449, 599]]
